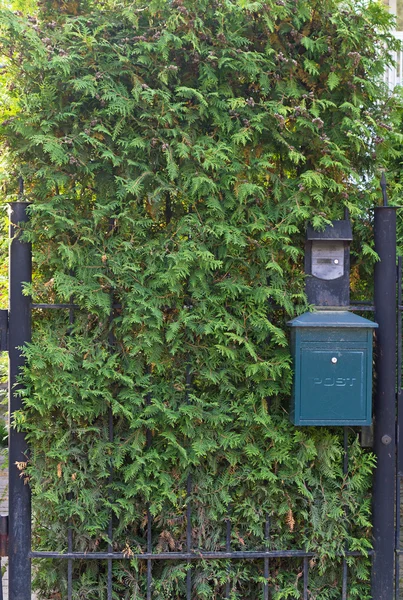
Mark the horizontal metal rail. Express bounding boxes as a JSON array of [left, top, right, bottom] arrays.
[[31, 303, 376, 311], [31, 303, 79, 309], [31, 303, 121, 309], [30, 549, 371, 560]]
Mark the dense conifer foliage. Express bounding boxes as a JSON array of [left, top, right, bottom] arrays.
[[0, 0, 399, 597]]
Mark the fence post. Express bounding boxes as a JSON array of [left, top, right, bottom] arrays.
[[372, 204, 397, 600], [8, 202, 31, 600]]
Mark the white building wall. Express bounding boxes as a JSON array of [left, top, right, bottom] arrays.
[[387, 31, 403, 88], [384, 0, 403, 88]]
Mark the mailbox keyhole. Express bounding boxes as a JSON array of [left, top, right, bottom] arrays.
[[331, 357, 338, 364]]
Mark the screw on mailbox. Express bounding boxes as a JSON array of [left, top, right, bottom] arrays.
[[381, 435, 392, 446], [331, 357, 337, 364]]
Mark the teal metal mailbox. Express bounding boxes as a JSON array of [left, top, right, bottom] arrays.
[[288, 311, 378, 426]]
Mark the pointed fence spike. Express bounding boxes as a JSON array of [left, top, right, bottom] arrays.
[[380, 173, 388, 207]]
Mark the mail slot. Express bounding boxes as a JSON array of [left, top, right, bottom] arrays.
[[311, 241, 344, 280], [288, 311, 378, 426]]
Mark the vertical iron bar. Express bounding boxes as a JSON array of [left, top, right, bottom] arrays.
[[147, 506, 152, 600], [107, 221, 115, 600], [0, 516, 7, 600], [67, 527, 73, 600], [303, 556, 308, 600], [8, 202, 32, 600], [397, 257, 403, 600], [396, 476, 401, 600], [107, 314, 114, 600], [185, 364, 192, 600], [343, 428, 348, 476], [398, 256, 403, 473], [186, 475, 192, 600], [342, 428, 348, 600], [107, 404, 113, 600], [107, 440, 113, 600], [225, 506, 231, 598], [372, 204, 397, 600], [341, 559, 348, 600], [226, 514, 231, 552], [263, 517, 270, 600], [398, 256, 402, 397], [146, 384, 152, 600], [67, 301, 74, 600]]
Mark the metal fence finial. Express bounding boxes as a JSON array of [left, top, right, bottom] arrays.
[[18, 177, 24, 198], [380, 172, 388, 207]]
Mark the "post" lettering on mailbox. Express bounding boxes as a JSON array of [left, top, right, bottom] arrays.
[[312, 378, 356, 387]]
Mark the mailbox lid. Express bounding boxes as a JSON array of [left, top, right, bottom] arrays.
[[288, 311, 378, 329]]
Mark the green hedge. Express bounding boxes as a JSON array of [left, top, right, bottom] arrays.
[[0, 0, 399, 597]]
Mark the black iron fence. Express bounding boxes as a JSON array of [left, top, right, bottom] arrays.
[[395, 255, 403, 600], [2, 201, 401, 599]]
